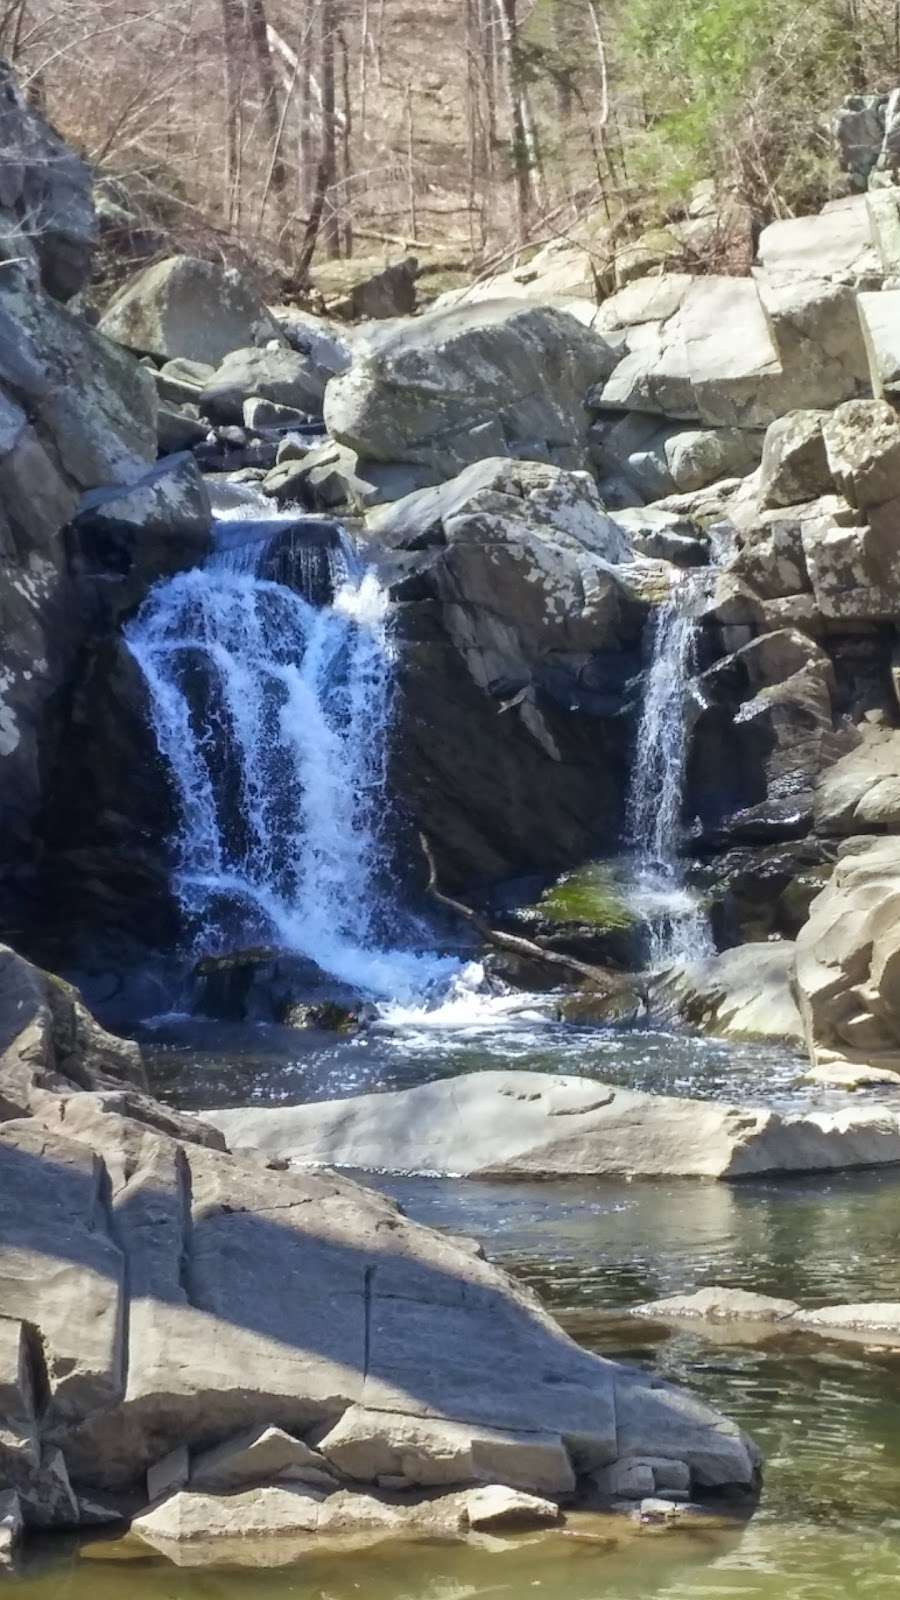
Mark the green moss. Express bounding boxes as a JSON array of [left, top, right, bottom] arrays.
[[537, 865, 636, 929]]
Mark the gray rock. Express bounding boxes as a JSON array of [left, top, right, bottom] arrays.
[[157, 404, 208, 455], [147, 1445, 189, 1503], [759, 412, 832, 508], [200, 345, 328, 424], [374, 457, 642, 885], [325, 301, 617, 478], [0, 61, 96, 301], [822, 399, 900, 510], [858, 288, 900, 402], [243, 397, 310, 429], [664, 428, 763, 493], [100, 256, 285, 365]]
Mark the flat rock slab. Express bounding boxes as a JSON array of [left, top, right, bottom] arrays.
[[206, 1069, 900, 1182], [630, 1287, 900, 1347]]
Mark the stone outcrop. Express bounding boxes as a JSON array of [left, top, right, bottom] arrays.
[[0, 970, 761, 1544], [99, 255, 285, 366], [325, 301, 619, 482], [0, 60, 97, 302], [206, 1068, 900, 1183], [794, 836, 900, 1072], [376, 456, 646, 885]]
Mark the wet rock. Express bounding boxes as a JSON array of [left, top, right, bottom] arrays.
[[462, 1484, 560, 1530], [630, 1287, 801, 1324], [650, 942, 804, 1043], [374, 457, 642, 886], [803, 1061, 900, 1089], [133, 1485, 323, 1544], [206, 1067, 900, 1183], [69, 453, 212, 610], [99, 256, 284, 365]]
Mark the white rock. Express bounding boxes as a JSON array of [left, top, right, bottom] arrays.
[[461, 1484, 560, 1530]]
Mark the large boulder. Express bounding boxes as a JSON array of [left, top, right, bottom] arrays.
[[207, 1067, 900, 1181], [0, 979, 760, 1539], [375, 458, 645, 885], [99, 256, 285, 366], [325, 301, 618, 480], [795, 836, 900, 1070], [651, 942, 804, 1043]]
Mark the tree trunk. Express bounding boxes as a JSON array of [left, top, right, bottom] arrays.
[[245, 0, 290, 228], [220, 0, 244, 225], [494, 0, 531, 242], [319, 0, 340, 257], [338, 22, 353, 256]]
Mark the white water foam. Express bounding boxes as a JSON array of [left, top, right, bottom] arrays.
[[125, 518, 461, 1003]]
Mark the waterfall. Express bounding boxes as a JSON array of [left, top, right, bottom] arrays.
[[626, 576, 714, 968], [124, 506, 456, 1002]]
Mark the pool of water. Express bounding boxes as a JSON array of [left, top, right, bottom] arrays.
[[12, 1029, 900, 1598], [140, 1009, 855, 1117]]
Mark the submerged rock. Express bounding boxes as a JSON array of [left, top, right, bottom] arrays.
[[206, 1067, 900, 1182]]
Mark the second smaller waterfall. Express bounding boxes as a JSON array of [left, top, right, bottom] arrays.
[[627, 577, 714, 968]]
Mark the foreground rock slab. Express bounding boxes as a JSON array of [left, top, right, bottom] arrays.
[[206, 1069, 900, 1182], [0, 953, 759, 1542]]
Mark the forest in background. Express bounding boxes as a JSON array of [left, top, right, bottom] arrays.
[[3, 0, 900, 300]]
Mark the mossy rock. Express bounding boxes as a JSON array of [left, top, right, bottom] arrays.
[[536, 865, 637, 932]]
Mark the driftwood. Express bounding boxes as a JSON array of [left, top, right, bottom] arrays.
[[418, 833, 629, 995]]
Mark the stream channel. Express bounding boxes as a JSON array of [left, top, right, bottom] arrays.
[[13, 499, 900, 1597]]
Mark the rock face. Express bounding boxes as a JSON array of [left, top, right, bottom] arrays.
[[325, 301, 618, 482], [0, 108, 171, 941], [0, 60, 96, 301], [0, 971, 760, 1540], [376, 456, 645, 885], [99, 255, 284, 365], [795, 836, 900, 1072], [206, 1068, 900, 1183]]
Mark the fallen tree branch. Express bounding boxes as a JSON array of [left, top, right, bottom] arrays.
[[418, 832, 629, 994]]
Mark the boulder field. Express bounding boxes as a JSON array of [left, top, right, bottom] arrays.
[[0, 947, 760, 1553]]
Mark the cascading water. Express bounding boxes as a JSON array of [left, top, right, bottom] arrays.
[[124, 503, 458, 1002], [626, 575, 714, 968]]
